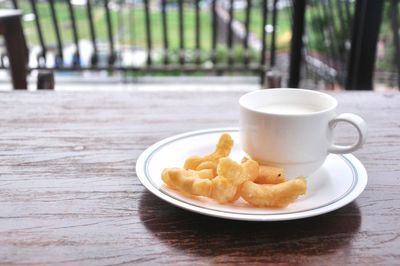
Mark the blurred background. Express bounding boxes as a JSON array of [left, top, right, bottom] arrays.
[[0, 0, 398, 91]]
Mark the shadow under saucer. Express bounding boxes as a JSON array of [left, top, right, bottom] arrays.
[[138, 191, 361, 261]]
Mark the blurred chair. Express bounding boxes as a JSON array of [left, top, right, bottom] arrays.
[[0, 10, 27, 89]]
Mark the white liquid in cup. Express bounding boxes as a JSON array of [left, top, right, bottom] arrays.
[[256, 104, 320, 115]]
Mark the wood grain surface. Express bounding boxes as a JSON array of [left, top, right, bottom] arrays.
[[0, 91, 399, 265]]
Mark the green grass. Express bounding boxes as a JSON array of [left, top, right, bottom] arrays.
[[127, 8, 213, 49]]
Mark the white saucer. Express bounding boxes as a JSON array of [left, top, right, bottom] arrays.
[[136, 128, 367, 221]]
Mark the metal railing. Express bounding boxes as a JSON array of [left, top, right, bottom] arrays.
[[0, 0, 287, 84], [291, 0, 399, 90], [1, 0, 397, 90], [303, 0, 355, 88]]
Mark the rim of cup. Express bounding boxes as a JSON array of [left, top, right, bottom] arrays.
[[239, 88, 338, 117]]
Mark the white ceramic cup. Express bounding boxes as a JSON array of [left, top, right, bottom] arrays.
[[239, 89, 367, 178]]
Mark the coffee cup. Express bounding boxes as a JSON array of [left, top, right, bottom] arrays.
[[239, 89, 367, 178]]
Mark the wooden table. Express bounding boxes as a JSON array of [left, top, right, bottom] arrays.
[[0, 90, 399, 265]]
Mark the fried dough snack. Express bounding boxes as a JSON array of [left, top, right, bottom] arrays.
[[161, 133, 307, 208], [184, 133, 233, 175], [211, 158, 259, 203], [256, 166, 286, 184], [242, 157, 285, 184], [218, 157, 259, 185], [162, 168, 212, 197], [211, 176, 240, 203], [240, 177, 307, 208], [196, 161, 217, 172]]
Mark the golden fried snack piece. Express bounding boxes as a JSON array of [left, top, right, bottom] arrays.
[[163, 168, 213, 181], [196, 169, 215, 179], [211, 176, 239, 203], [217, 158, 259, 185], [210, 158, 259, 203], [183, 156, 204, 171], [255, 165, 286, 184], [162, 168, 212, 197], [161, 168, 177, 188], [196, 161, 217, 177], [184, 133, 234, 171], [241, 157, 285, 184], [196, 161, 217, 170], [240, 177, 307, 208], [206, 133, 234, 161]]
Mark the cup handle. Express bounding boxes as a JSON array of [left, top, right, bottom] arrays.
[[328, 113, 367, 154]]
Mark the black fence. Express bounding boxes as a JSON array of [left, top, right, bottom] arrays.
[[299, 0, 398, 90], [0, 0, 399, 90], [0, 0, 285, 84]]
